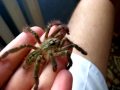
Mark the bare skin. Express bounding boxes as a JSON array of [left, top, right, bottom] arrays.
[[68, 0, 114, 76], [0, 0, 114, 90]]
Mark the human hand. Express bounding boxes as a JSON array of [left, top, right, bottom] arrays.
[[0, 26, 72, 90]]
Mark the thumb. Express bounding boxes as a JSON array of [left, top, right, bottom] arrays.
[[51, 70, 73, 90]]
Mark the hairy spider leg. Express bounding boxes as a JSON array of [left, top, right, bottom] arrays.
[[60, 38, 87, 55], [54, 50, 72, 70], [48, 20, 62, 27], [34, 55, 42, 90], [0, 44, 37, 59], [58, 43, 87, 68], [62, 44, 87, 55], [49, 53, 57, 72], [44, 25, 51, 39], [66, 51, 73, 70], [59, 37, 69, 47], [49, 25, 69, 39], [23, 27, 41, 44], [55, 38, 87, 69], [45, 20, 62, 39], [23, 50, 41, 69]]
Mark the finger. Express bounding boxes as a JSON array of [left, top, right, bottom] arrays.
[[4, 67, 34, 90], [51, 70, 73, 90], [37, 56, 68, 90], [0, 26, 44, 87]]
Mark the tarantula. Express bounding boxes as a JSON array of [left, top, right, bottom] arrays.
[[0, 20, 87, 90]]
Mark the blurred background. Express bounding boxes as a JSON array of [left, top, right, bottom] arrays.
[[0, 0, 120, 90], [0, 0, 78, 48]]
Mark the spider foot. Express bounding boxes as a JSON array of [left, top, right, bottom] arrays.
[[74, 44, 87, 55], [47, 20, 62, 29], [22, 62, 31, 70], [34, 76, 39, 90], [50, 54, 57, 72], [66, 51, 73, 70], [23, 26, 30, 32], [23, 26, 41, 44], [51, 60, 57, 72]]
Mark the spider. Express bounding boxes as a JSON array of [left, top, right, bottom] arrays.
[[0, 20, 87, 90]]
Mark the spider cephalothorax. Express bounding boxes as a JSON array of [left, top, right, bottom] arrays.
[[0, 20, 87, 90]]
